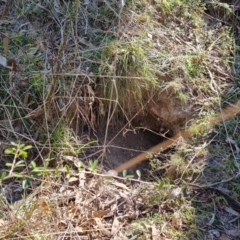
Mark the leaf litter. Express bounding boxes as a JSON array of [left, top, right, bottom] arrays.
[[0, 168, 166, 239]]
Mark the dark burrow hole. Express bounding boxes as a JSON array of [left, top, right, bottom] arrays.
[[82, 127, 167, 178]]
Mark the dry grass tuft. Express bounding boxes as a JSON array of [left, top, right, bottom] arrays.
[[0, 170, 177, 239]]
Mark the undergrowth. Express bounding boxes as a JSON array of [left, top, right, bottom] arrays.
[[0, 0, 239, 239]]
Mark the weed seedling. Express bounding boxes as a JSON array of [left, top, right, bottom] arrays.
[[4, 142, 32, 176], [122, 170, 134, 179], [74, 161, 83, 172], [89, 160, 99, 173]]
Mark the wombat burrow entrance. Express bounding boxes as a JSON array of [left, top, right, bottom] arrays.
[[77, 87, 191, 175], [84, 127, 165, 176]]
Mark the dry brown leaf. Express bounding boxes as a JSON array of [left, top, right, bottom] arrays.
[[0, 219, 5, 227], [27, 46, 39, 57], [68, 201, 78, 214], [226, 137, 240, 155], [106, 170, 118, 177], [0, 1, 7, 20], [39, 40, 45, 51], [91, 112, 96, 129], [219, 233, 231, 240], [95, 218, 111, 237], [164, 165, 177, 179], [151, 224, 159, 240], [18, 78, 29, 88], [75, 226, 85, 233], [68, 176, 79, 186], [79, 171, 86, 187], [38, 198, 51, 215], [99, 100, 105, 115], [25, 106, 44, 119], [87, 84, 95, 97], [110, 181, 130, 191], [113, 232, 128, 240], [119, 191, 130, 200], [226, 228, 240, 237], [7, 59, 18, 72], [3, 36, 9, 54], [111, 217, 120, 235], [92, 210, 111, 218], [206, 213, 215, 226], [223, 206, 240, 217], [171, 212, 182, 230], [209, 229, 220, 238], [167, 187, 182, 200]]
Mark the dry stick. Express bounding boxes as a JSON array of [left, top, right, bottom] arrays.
[[113, 100, 240, 174], [102, 79, 118, 161], [0, 0, 7, 20]]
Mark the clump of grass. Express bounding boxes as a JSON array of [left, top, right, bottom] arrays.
[[95, 0, 233, 128], [97, 40, 158, 117]]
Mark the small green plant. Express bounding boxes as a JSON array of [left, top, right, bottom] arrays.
[[89, 160, 98, 173], [3, 143, 50, 188], [157, 178, 171, 189], [5, 142, 32, 159], [74, 161, 83, 171], [4, 142, 32, 176], [0, 172, 7, 182], [122, 169, 134, 179], [65, 164, 71, 179], [3, 142, 32, 189], [30, 161, 50, 177], [136, 169, 141, 179]]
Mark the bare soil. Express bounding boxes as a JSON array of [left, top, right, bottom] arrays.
[[81, 127, 164, 176]]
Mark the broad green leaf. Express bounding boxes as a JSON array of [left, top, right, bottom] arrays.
[[12, 172, 25, 178], [122, 170, 127, 177], [19, 143, 25, 149], [32, 167, 50, 174], [30, 161, 36, 168], [19, 150, 27, 158], [22, 178, 29, 189], [65, 164, 70, 173], [15, 163, 25, 167], [55, 166, 59, 177], [74, 161, 83, 169], [4, 148, 14, 154], [93, 160, 98, 168], [23, 145, 32, 151], [5, 162, 13, 167], [158, 181, 164, 189], [15, 160, 25, 167], [10, 142, 18, 146], [0, 172, 7, 180], [136, 170, 141, 178], [125, 174, 134, 179], [43, 161, 49, 168]]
